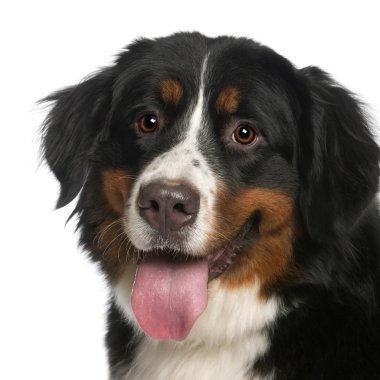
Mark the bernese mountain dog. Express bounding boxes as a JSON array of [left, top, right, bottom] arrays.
[[41, 32, 380, 379]]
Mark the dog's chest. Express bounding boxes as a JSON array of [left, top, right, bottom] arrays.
[[120, 335, 271, 380]]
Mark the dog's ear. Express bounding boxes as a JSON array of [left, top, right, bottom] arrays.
[[41, 69, 113, 208], [297, 66, 379, 243]]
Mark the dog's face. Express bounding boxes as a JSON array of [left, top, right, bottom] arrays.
[[42, 33, 379, 342]]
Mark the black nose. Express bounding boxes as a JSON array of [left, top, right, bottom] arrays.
[[138, 181, 200, 234]]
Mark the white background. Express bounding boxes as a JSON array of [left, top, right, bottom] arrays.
[[1, 1, 379, 379]]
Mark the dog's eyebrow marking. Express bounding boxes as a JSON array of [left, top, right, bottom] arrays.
[[160, 79, 183, 105], [215, 86, 241, 114]]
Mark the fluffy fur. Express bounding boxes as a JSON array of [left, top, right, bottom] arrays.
[[42, 32, 380, 379]]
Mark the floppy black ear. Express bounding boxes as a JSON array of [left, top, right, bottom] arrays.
[[298, 66, 379, 243], [41, 70, 113, 208]]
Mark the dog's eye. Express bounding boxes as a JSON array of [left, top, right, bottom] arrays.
[[232, 124, 256, 145], [138, 114, 159, 133]]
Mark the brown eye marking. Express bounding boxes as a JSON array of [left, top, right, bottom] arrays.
[[138, 114, 159, 133], [160, 79, 183, 105], [215, 86, 241, 114]]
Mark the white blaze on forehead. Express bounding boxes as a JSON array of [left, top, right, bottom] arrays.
[[185, 80, 205, 150], [125, 57, 217, 254]]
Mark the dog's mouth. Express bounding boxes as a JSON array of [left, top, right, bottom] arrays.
[[130, 216, 257, 341]]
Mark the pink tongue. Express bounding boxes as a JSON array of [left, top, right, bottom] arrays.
[[131, 255, 208, 341]]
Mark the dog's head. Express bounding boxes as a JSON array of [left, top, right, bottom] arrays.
[[42, 33, 379, 341]]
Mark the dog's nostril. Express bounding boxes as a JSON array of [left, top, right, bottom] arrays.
[[173, 203, 187, 214], [150, 200, 159, 211]]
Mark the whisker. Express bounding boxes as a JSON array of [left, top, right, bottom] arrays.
[[102, 230, 127, 260], [94, 218, 123, 248], [124, 240, 135, 263], [117, 235, 130, 263], [117, 174, 138, 180]]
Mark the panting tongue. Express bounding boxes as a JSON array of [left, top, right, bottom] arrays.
[[131, 255, 209, 341]]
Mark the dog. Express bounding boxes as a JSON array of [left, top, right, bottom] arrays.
[[41, 32, 380, 379]]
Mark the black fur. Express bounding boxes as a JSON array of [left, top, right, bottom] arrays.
[[42, 69, 113, 207], [41, 32, 380, 379], [297, 66, 379, 242], [106, 303, 141, 379]]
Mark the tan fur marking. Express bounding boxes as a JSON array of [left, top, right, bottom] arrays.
[[215, 86, 241, 114], [96, 216, 131, 280], [209, 187, 296, 295], [160, 79, 183, 105], [102, 169, 132, 215], [96, 169, 135, 281]]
